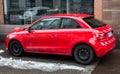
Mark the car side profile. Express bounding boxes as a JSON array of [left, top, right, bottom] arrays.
[[5, 14, 116, 65]]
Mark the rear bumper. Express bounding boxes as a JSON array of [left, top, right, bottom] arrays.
[[94, 37, 116, 57]]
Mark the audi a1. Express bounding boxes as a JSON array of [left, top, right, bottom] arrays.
[[5, 14, 116, 64]]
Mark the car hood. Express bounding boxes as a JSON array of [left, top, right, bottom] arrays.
[[9, 27, 26, 34]]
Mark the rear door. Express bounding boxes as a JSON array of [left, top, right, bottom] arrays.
[[57, 18, 81, 53]]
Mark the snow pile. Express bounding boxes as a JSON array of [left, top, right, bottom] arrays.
[[0, 49, 85, 72], [0, 50, 4, 54], [0, 56, 85, 72]]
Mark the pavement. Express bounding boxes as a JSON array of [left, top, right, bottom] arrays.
[[92, 49, 120, 74], [0, 42, 98, 74]]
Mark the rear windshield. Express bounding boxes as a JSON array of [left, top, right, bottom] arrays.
[[83, 17, 106, 28]]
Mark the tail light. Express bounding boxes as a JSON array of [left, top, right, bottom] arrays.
[[95, 32, 106, 40]]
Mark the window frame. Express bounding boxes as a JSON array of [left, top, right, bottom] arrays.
[[60, 18, 81, 29], [30, 17, 61, 30], [26, 0, 35, 8], [10, 0, 19, 8]]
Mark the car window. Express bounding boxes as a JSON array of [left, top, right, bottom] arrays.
[[61, 18, 81, 29], [30, 18, 60, 30], [83, 17, 106, 28], [36, 10, 47, 16]]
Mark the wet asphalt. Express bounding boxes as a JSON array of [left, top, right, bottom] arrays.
[[0, 42, 98, 74], [92, 49, 120, 74]]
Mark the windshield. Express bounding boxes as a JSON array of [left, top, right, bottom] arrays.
[[83, 17, 106, 28]]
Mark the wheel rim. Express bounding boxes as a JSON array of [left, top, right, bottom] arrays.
[[78, 48, 89, 60], [11, 43, 21, 54]]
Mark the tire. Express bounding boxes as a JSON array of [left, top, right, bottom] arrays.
[[9, 41, 24, 57], [73, 44, 95, 65]]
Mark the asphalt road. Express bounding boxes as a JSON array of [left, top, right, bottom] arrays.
[[92, 49, 120, 74], [0, 42, 98, 74]]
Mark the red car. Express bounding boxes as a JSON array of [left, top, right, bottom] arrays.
[[5, 14, 116, 64]]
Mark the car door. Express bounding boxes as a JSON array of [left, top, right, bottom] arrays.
[[28, 18, 61, 53], [57, 18, 81, 54]]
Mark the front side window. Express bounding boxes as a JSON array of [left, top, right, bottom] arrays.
[[30, 18, 60, 30], [61, 18, 81, 29]]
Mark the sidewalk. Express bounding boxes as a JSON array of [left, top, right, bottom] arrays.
[[92, 49, 120, 74]]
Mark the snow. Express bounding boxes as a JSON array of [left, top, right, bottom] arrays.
[[0, 50, 85, 72], [0, 50, 4, 54], [0, 56, 85, 72]]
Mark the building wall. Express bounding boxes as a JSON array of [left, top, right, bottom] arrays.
[[102, 0, 120, 32], [94, 0, 103, 20], [102, 0, 120, 47], [0, 0, 4, 24]]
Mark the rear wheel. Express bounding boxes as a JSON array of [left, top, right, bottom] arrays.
[[9, 41, 24, 57], [73, 44, 95, 65]]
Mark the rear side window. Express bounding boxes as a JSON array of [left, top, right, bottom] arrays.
[[83, 17, 106, 28], [61, 18, 81, 29]]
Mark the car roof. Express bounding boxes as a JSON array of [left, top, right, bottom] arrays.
[[43, 14, 93, 19]]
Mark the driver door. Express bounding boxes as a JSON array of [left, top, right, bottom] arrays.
[[28, 18, 61, 53]]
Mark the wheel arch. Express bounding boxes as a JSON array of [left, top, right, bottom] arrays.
[[8, 39, 24, 50], [72, 42, 96, 57]]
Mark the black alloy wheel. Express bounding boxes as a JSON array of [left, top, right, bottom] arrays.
[[73, 44, 95, 65], [9, 41, 24, 57]]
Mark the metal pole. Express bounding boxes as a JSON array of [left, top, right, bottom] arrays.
[[3, 0, 8, 24], [4, 0, 7, 15], [66, 0, 70, 14]]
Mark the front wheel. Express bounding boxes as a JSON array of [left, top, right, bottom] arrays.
[[73, 44, 95, 65], [9, 41, 24, 57]]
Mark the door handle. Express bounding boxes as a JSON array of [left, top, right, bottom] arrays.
[[51, 34, 56, 38]]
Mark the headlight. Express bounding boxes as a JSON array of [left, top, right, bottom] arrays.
[[6, 34, 16, 39], [6, 34, 9, 38]]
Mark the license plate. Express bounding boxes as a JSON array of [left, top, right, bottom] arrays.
[[108, 32, 112, 37]]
